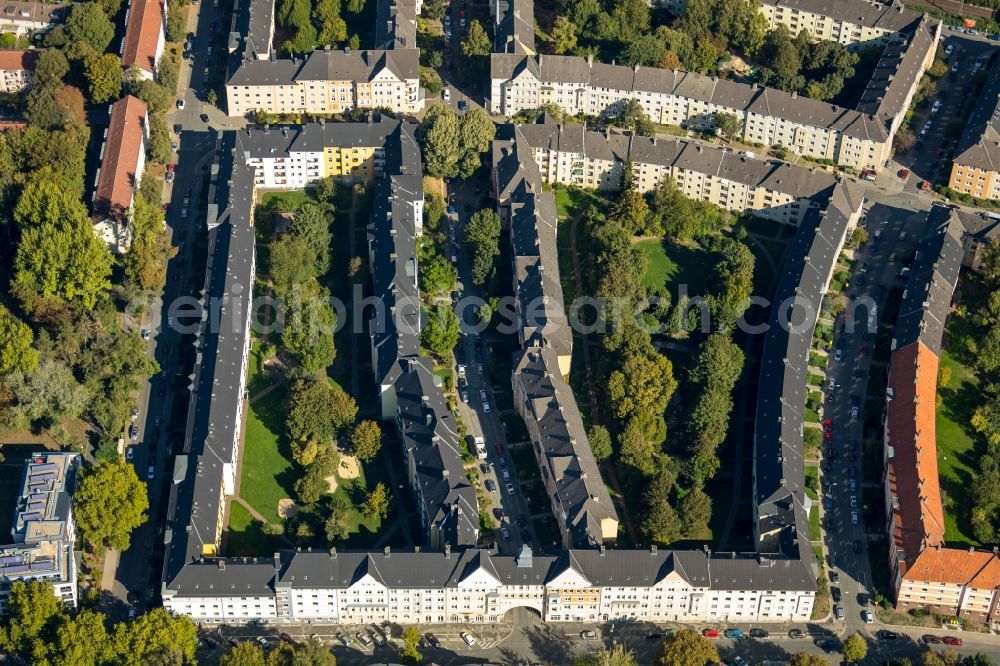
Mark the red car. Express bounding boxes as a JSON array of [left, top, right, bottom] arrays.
[[942, 637, 963, 646], [898, 168, 910, 182], [919, 179, 932, 191], [702, 629, 719, 638]]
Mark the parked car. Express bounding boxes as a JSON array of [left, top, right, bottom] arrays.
[[788, 629, 805, 639], [146, 465, 154, 480], [878, 631, 898, 640], [702, 629, 720, 638], [356, 633, 373, 647], [723, 629, 744, 639], [336, 633, 351, 647], [485, 479, 496, 492], [831, 587, 842, 602], [943, 637, 963, 646], [732, 658, 747, 666], [500, 527, 511, 541], [833, 605, 845, 620], [829, 570, 839, 584], [581, 630, 598, 640], [460, 632, 477, 647], [863, 610, 874, 623], [129, 424, 139, 440], [748, 629, 769, 639], [851, 511, 860, 524], [924, 635, 943, 644], [176, 99, 185, 110], [505, 483, 515, 495]]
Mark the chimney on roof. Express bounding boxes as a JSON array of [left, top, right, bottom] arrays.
[[600, 545, 606, 556], [325, 44, 330, 52], [651, 544, 657, 555], [273, 552, 281, 569], [329, 547, 337, 558], [791, 91, 797, 99], [971, 547, 976, 553], [384, 546, 391, 558], [218, 559, 225, 570], [445, 543, 451, 559]]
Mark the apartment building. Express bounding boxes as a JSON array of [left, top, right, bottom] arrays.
[[92, 95, 149, 251], [0, 453, 80, 612], [490, 16, 939, 172], [232, 0, 276, 60], [949, 58, 1000, 200], [163, 544, 815, 624], [226, 47, 422, 117], [491, 125, 619, 548], [375, 0, 419, 50], [754, 181, 863, 557], [494, 0, 534, 54], [395, 358, 480, 550], [121, 0, 166, 80], [0, 48, 35, 93], [0, 1, 65, 37], [507, 117, 854, 226], [662, 0, 921, 47], [163, 131, 256, 576]]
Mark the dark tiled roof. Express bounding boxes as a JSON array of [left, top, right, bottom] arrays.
[[494, 0, 534, 54], [395, 358, 479, 549], [753, 177, 864, 559], [375, 0, 417, 49], [954, 55, 1000, 172]]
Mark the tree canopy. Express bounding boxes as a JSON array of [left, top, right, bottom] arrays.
[[74, 460, 149, 550], [65, 3, 115, 53], [656, 630, 719, 666], [464, 208, 502, 286]]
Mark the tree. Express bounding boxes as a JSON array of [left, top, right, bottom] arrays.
[[420, 104, 461, 178], [577, 644, 637, 666], [351, 420, 382, 462], [615, 98, 654, 137], [787, 652, 829, 666], [401, 626, 422, 665], [291, 438, 321, 467], [608, 349, 676, 420], [845, 227, 869, 250], [324, 492, 353, 541], [610, 187, 650, 234], [465, 208, 502, 285], [588, 425, 613, 462], [109, 608, 198, 665], [421, 302, 460, 358], [288, 378, 358, 442], [656, 629, 719, 666], [221, 641, 267, 666], [842, 634, 868, 663], [457, 108, 496, 177], [0, 581, 66, 654], [618, 416, 659, 476], [12, 180, 113, 309], [678, 487, 712, 537], [419, 245, 458, 295], [147, 114, 172, 165], [460, 20, 491, 57], [65, 2, 115, 52], [288, 202, 333, 274], [124, 195, 173, 292], [74, 460, 149, 550], [271, 235, 320, 294], [551, 16, 578, 54], [84, 53, 122, 103], [0, 305, 38, 376], [33, 609, 112, 665], [52, 85, 87, 126], [976, 327, 1000, 375], [424, 192, 445, 230], [32, 48, 69, 89], [714, 111, 742, 141], [295, 464, 330, 504], [282, 282, 337, 373], [642, 468, 682, 544], [363, 482, 391, 519], [921, 649, 962, 666], [5, 360, 89, 425]]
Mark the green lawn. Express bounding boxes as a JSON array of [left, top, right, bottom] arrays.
[[936, 348, 983, 546], [637, 239, 710, 296], [805, 466, 819, 501], [240, 385, 295, 523], [262, 189, 318, 210], [331, 457, 393, 548], [809, 505, 821, 541], [227, 502, 286, 557], [553, 185, 606, 220], [247, 341, 272, 397]]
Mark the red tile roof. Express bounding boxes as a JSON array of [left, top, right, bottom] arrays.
[[886, 340, 946, 576], [905, 547, 996, 586], [121, 0, 164, 76], [94, 96, 148, 219], [0, 48, 36, 71]]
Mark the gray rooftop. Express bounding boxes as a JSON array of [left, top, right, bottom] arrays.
[[892, 207, 964, 354], [953, 54, 1000, 173], [760, 0, 921, 33], [855, 17, 939, 122], [395, 358, 480, 549], [494, 0, 534, 54], [753, 177, 864, 559], [512, 347, 618, 547], [165, 545, 815, 595], [228, 48, 419, 87], [375, 0, 418, 49]]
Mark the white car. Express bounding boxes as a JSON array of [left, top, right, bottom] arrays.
[[945, 43, 954, 56], [851, 511, 860, 525], [931, 100, 942, 114], [461, 390, 469, 403], [147, 465, 155, 480], [461, 632, 476, 647], [176, 99, 185, 110], [851, 405, 859, 420], [863, 610, 875, 623], [126, 447, 135, 462], [442, 88, 451, 101], [483, 402, 491, 413]]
